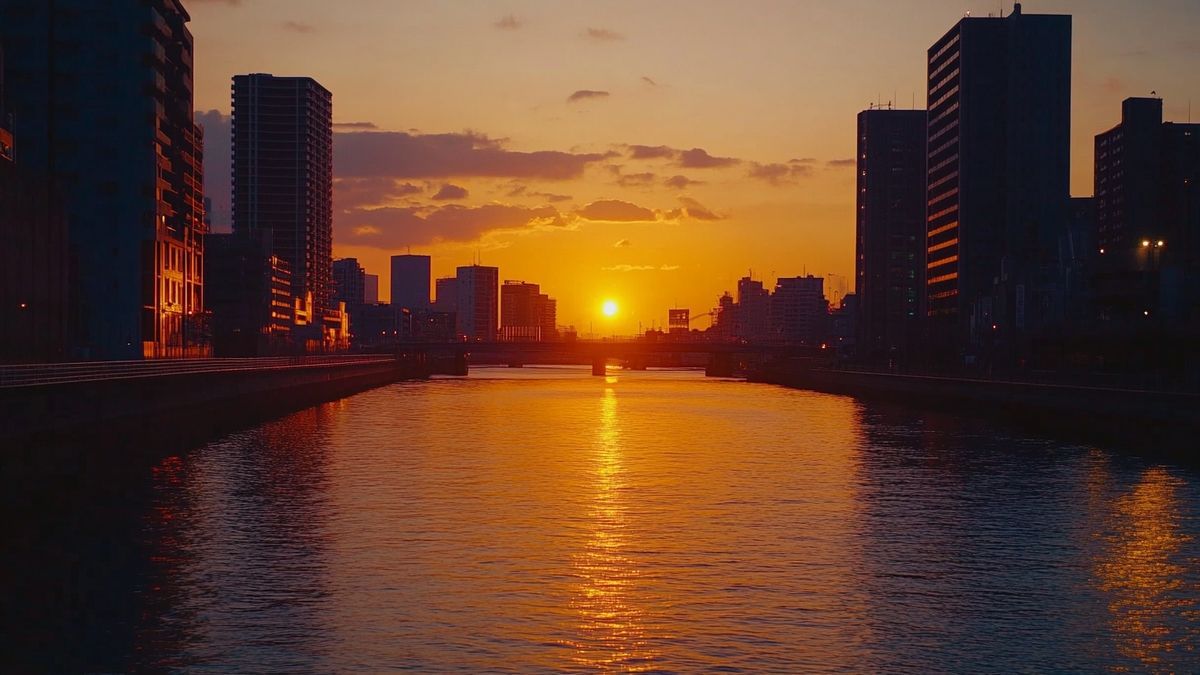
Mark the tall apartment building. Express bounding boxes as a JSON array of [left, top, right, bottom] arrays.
[[925, 4, 1071, 362], [856, 108, 927, 364], [232, 73, 333, 313], [1094, 97, 1200, 324], [332, 257, 366, 306], [390, 254, 431, 310], [501, 281, 557, 341], [1, 0, 206, 359], [456, 265, 498, 341], [771, 276, 827, 346], [434, 277, 458, 313]]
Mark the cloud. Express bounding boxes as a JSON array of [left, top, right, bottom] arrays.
[[641, 76, 658, 87], [790, 157, 816, 164], [494, 14, 521, 30], [583, 27, 624, 41], [614, 239, 632, 248], [342, 203, 565, 248], [678, 147, 739, 169], [282, 20, 314, 33], [678, 196, 722, 221], [616, 172, 657, 187], [601, 264, 680, 272], [567, 89, 610, 103], [664, 175, 703, 189], [826, 158, 855, 168], [576, 199, 657, 222], [748, 162, 814, 184], [628, 144, 675, 160], [196, 109, 232, 231], [335, 177, 422, 210], [506, 184, 572, 202], [334, 130, 608, 180], [333, 121, 378, 130], [432, 183, 469, 200]]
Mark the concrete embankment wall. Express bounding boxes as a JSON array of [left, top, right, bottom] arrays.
[[1, 358, 424, 443], [754, 367, 1200, 449]]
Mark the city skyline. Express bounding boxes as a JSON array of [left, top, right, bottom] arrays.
[[189, 0, 1200, 333]]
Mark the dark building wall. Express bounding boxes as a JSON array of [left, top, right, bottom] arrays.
[[332, 257, 365, 306], [205, 232, 293, 356], [855, 108, 927, 364], [0, 158, 68, 362], [925, 5, 1072, 363], [390, 254, 430, 310], [232, 74, 333, 313], [0, 0, 205, 359], [1094, 97, 1200, 326]]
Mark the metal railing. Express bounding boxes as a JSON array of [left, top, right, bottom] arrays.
[[0, 354, 396, 389]]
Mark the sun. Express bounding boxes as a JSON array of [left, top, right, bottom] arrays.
[[601, 299, 618, 317]]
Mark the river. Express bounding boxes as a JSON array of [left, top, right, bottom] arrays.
[[8, 367, 1200, 672]]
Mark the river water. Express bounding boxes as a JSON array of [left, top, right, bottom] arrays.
[[8, 367, 1200, 672]]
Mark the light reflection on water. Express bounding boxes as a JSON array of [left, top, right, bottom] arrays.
[[8, 366, 1200, 672]]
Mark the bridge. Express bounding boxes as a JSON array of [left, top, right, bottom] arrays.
[[379, 339, 829, 376]]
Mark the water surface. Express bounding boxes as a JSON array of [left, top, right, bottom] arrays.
[[9, 367, 1200, 672]]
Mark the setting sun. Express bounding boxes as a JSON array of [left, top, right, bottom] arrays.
[[601, 300, 618, 317]]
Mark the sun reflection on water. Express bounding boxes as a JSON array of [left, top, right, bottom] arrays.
[[1095, 466, 1200, 669], [567, 384, 660, 671]]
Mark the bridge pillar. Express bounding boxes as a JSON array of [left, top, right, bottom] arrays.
[[705, 352, 735, 377], [592, 356, 606, 376]]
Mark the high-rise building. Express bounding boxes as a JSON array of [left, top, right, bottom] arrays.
[[736, 277, 771, 341], [1, 45, 68, 362], [1094, 97, 1200, 324], [925, 4, 1071, 361], [232, 73, 333, 313], [456, 265, 498, 341], [501, 281, 556, 341], [332, 258, 366, 306], [1, 1, 206, 359], [856, 107, 928, 364], [364, 274, 379, 305], [390, 254, 431, 310], [434, 277, 458, 313], [771, 276, 827, 346], [205, 231, 293, 357]]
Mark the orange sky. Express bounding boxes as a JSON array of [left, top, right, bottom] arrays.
[[188, 0, 1200, 334]]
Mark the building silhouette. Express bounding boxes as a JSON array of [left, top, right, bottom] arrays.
[[434, 276, 458, 313], [232, 73, 333, 313], [390, 254, 430, 310], [737, 277, 771, 342], [856, 108, 927, 365], [1, 0, 206, 359], [1094, 97, 1200, 326], [456, 265, 498, 341], [1, 39, 68, 363], [364, 274, 379, 305], [332, 258, 366, 306], [205, 231, 293, 356], [772, 276, 827, 345], [500, 281, 557, 341], [925, 3, 1072, 364]]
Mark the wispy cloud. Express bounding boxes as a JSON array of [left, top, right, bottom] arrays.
[[576, 199, 657, 222], [826, 158, 855, 169], [432, 183, 469, 200], [583, 27, 624, 42], [641, 76, 658, 87], [678, 148, 739, 169], [495, 14, 521, 30], [748, 162, 814, 184], [281, 20, 315, 33], [567, 89, 610, 103], [614, 239, 632, 248], [333, 121, 378, 130], [664, 175, 703, 189]]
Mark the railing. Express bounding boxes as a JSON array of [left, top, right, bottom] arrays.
[[0, 355, 396, 389]]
